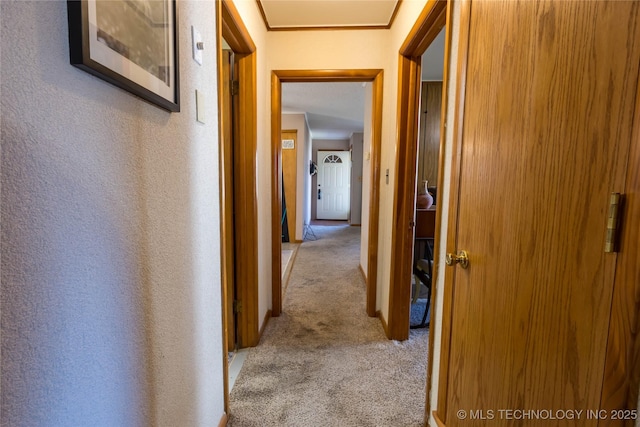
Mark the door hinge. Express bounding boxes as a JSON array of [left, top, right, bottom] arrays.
[[604, 192, 621, 253], [231, 80, 239, 96], [233, 300, 242, 313]]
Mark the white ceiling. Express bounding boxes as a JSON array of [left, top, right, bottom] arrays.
[[258, 0, 400, 30], [282, 82, 366, 139]]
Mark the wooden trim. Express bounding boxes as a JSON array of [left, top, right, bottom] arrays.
[[271, 69, 384, 320], [387, 0, 448, 343], [426, 0, 453, 423], [388, 0, 403, 28], [234, 51, 259, 348], [274, 69, 383, 82], [254, 0, 270, 31], [399, 0, 447, 56], [282, 244, 300, 297], [390, 0, 451, 423], [218, 413, 229, 427], [435, 0, 471, 422], [219, 0, 259, 350], [255, 0, 402, 31], [221, 0, 256, 53], [387, 54, 422, 341], [432, 411, 446, 427], [215, 0, 230, 414], [259, 24, 396, 32], [599, 50, 640, 416], [367, 71, 384, 317], [270, 72, 283, 317]]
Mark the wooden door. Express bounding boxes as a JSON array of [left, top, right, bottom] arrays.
[[317, 151, 351, 220], [281, 130, 297, 242], [440, 1, 640, 425]]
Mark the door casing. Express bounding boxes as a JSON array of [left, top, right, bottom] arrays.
[[271, 70, 384, 318], [216, 0, 259, 416]]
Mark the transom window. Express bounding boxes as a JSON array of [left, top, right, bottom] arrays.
[[323, 155, 342, 164]]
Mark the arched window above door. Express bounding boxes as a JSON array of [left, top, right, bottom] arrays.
[[324, 154, 343, 164]]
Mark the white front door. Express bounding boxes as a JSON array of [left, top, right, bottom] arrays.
[[316, 151, 350, 220]]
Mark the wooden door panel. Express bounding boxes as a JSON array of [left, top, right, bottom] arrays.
[[445, 1, 640, 425], [282, 130, 297, 242]]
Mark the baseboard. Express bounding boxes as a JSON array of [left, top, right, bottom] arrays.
[[358, 264, 367, 282], [218, 412, 229, 427], [376, 310, 390, 338], [259, 309, 272, 339], [283, 243, 300, 298], [432, 411, 446, 427]]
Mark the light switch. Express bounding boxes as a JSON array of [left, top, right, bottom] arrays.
[[192, 26, 203, 65], [196, 90, 205, 123]]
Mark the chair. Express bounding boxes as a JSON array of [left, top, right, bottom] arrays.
[[411, 208, 436, 329]]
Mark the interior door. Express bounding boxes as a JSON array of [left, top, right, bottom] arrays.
[[281, 130, 297, 241], [317, 150, 351, 220], [441, 1, 640, 425]]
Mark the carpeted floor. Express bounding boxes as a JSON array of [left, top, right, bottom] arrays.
[[229, 225, 429, 427]]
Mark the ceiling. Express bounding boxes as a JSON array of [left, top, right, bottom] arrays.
[[268, 3, 445, 140], [257, 0, 401, 30], [282, 82, 366, 139]]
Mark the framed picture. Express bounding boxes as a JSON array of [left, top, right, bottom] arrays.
[[67, 0, 180, 112]]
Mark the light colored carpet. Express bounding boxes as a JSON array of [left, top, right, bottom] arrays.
[[229, 225, 429, 427]]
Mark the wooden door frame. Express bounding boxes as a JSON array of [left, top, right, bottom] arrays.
[[431, 1, 640, 425], [388, 0, 449, 425], [216, 0, 259, 416], [388, 1, 447, 337], [271, 70, 384, 318]]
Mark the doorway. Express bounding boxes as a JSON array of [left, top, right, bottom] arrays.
[[216, 0, 259, 418], [271, 70, 384, 319]]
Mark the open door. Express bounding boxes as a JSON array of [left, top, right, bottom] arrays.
[[281, 130, 297, 242], [435, 1, 640, 424]]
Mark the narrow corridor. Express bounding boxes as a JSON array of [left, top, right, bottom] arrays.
[[229, 225, 428, 426]]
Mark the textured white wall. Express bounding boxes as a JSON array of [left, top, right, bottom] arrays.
[[1, 1, 225, 426]]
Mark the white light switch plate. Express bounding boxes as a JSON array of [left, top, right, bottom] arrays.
[[192, 26, 203, 65]]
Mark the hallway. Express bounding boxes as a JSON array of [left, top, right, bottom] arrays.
[[229, 225, 428, 426]]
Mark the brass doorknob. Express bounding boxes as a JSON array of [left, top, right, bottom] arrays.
[[445, 250, 469, 269]]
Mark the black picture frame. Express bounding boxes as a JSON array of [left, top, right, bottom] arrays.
[[67, 0, 180, 112]]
